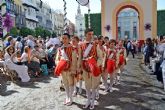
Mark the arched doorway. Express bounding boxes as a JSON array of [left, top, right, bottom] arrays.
[[117, 8, 139, 40], [112, 1, 144, 40]]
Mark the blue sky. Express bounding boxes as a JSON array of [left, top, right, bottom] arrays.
[[157, 0, 165, 10], [42, 0, 165, 23]]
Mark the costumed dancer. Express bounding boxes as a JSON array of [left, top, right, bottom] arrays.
[[116, 40, 127, 84], [79, 29, 101, 109], [103, 36, 110, 52], [103, 39, 119, 92], [96, 35, 105, 99], [54, 33, 77, 106], [71, 36, 83, 96]]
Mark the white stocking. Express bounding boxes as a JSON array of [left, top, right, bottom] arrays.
[[79, 80, 82, 91], [64, 86, 69, 102], [91, 89, 96, 106], [69, 86, 74, 102]]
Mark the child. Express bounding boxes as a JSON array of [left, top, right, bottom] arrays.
[[103, 39, 119, 92], [115, 40, 127, 84], [71, 36, 83, 96], [55, 33, 77, 106], [96, 36, 105, 99]]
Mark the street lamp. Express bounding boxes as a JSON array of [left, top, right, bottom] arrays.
[[76, 0, 90, 28]]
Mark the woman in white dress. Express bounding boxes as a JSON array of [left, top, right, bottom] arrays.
[[4, 46, 30, 82]]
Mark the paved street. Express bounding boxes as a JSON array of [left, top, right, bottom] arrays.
[[0, 55, 165, 110]]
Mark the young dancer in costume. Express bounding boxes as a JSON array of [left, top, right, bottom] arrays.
[[115, 40, 127, 84], [55, 33, 77, 106], [103, 39, 119, 92], [71, 36, 83, 96], [96, 36, 106, 99], [79, 29, 101, 109]]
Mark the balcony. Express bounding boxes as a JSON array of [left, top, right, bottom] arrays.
[[25, 13, 38, 22], [22, 0, 39, 11]]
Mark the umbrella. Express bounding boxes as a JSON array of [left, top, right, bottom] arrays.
[[46, 38, 61, 47]]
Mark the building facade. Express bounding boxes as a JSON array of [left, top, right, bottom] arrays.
[[101, 0, 157, 40], [36, 0, 53, 32], [52, 11, 64, 36], [66, 19, 75, 36], [22, 0, 38, 29], [75, 5, 85, 40], [14, 0, 26, 29], [118, 8, 139, 40]]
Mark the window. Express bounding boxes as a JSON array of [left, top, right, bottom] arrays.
[[133, 22, 137, 27], [21, 18, 23, 24], [28, 8, 30, 15], [118, 22, 121, 27]]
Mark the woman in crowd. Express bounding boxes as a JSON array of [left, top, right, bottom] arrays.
[[4, 45, 30, 82], [28, 45, 41, 77], [15, 36, 23, 51]]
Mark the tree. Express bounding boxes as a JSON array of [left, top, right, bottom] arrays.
[[10, 27, 18, 37], [20, 27, 35, 37], [43, 29, 51, 38], [52, 32, 57, 38], [157, 10, 165, 36], [35, 27, 44, 37], [85, 13, 101, 36]]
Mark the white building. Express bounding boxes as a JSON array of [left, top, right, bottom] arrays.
[[66, 19, 75, 36], [52, 11, 64, 36], [36, 0, 53, 32], [118, 8, 139, 40], [22, 0, 39, 29], [75, 5, 85, 40]]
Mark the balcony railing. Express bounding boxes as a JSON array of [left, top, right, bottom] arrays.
[[25, 13, 38, 22], [22, 0, 39, 11]]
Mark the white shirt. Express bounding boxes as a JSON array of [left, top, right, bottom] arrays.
[[21, 53, 28, 62], [27, 40, 35, 49], [15, 41, 23, 50]]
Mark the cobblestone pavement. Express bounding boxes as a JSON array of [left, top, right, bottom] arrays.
[[0, 55, 165, 110]]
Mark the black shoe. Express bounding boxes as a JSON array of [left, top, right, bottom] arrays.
[[60, 86, 65, 91]]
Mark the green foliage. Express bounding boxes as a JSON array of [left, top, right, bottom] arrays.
[[52, 32, 57, 38], [19, 27, 35, 37], [43, 29, 51, 38], [35, 27, 52, 38], [85, 13, 101, 36], [157, 10, 165, 36], [10, 27, 18, 37], [35, 27, 44, 37]]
